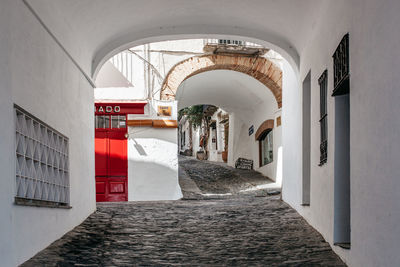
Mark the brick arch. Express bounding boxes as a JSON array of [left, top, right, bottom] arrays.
[[160, 54, 282, 108], [255, 119, 274, 141]]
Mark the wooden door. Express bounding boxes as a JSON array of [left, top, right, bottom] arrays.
[[95, 128, 128, 202]]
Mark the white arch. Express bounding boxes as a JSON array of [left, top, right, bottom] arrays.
[[92, 26, 300, 80]]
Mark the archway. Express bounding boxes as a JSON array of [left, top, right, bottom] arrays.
[[159, 55, 282, 107]]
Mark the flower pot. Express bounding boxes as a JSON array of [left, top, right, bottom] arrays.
[[222, 151, 228, 162], [196, 151, 206, 160]]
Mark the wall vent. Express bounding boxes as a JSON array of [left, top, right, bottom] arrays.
[[14, 105, 70, 207]]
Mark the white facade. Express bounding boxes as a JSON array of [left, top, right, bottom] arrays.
[[178, 116, 192, 154], [179, 107, 229, 163], [0, 1, 96, 266], [281, 2, 400, 266], [1, 1, 400, 266], [126, 100, 182, 201], [96, 40, 206, 101], [177, 70, 283, 182]]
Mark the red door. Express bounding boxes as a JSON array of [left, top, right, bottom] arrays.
[[95, 115, 128, 202]]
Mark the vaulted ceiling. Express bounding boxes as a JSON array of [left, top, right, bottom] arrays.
[[26, 0, 324, 77], [176, 70, 277, 121]]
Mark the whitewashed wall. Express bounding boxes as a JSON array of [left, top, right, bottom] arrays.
[[206, 110, 225, 162], [282, 1, 400, 266], [185, 108, 228, 162], [178, 70, 282, 181], [226, 102, 281, 181], [3, 0, 400, 266], [127, 100, 181, 201], [0, 1, 96, 266], [127, 127, 182, 201], [178, 117, 192, 153], [96, 40, 205, 100]]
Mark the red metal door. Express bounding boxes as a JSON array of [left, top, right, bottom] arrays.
[[95, 128, 128, 202]]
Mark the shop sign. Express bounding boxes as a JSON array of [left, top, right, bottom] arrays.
[[95, 102, 147, 115], [96, 105, 121, 113], [158, 106, 172, 116]]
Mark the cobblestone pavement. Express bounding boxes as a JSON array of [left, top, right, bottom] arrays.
[[23, 158, 346, 267], [179, 156, 275, 196]]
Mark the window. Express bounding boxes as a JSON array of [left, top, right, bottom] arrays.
[[14, 105, 70, 207], [260, 130, 273, 166], [319, 70, 328, 165], [332, 33, 350, 96], [95, 115, 126, 129]]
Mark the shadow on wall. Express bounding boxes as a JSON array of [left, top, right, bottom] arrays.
[[132, 139, 147, 156]]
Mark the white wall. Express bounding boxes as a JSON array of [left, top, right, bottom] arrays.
[[91, 97, 182, 201], [227, 101, 281, 182], [178, 117, 192, 153], [5, 1, 400, 265], [128, 127, 182, 201], [281, 1, 400, 266], [0, 1, 96, 266], [95, 40, 205, 100], [178, 70, 282, 181], [256, 110, 282, 184]]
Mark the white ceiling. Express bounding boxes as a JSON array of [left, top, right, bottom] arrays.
[[176, 70, 277, 120], [26, 0, 323, 77]]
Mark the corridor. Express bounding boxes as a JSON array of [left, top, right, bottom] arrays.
[[23, 158, 345, 266]]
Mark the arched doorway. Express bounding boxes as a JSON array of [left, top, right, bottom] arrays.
[[160, 54, 282, 108]]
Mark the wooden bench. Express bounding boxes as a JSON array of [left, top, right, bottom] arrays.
[[235, 158, 253, 170]]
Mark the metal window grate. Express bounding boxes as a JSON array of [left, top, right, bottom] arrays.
[[14, 106, 70, 206], [332, 34, 350, 96], [319, 70, 328, 165]]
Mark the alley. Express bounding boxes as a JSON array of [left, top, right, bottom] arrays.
[[23, 158, 345, 266]]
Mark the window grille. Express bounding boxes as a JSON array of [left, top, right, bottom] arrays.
[[332, 33, 350, 96], [14, 105, 70, 206], [319, 70, 328, 165]]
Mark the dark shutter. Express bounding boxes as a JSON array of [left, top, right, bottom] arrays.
[[319, 70, 328, 165]]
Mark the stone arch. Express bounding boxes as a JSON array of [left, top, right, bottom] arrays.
[[160, 54, 283, 108], [255, 119, 274, 141]]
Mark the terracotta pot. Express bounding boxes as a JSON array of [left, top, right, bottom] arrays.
[[222, 151, 228, 162], [196, 151, 206, 160]]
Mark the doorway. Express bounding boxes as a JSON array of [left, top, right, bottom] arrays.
[[95, 115, 128, 202]]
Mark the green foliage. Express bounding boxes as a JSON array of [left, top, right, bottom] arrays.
[[178, 105, 204, 128]]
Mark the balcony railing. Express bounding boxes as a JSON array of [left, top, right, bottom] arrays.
[[203, 39, 264, 48], [203, 39, 268, 56]]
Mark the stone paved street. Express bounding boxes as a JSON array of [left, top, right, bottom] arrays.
[[23, 158, 346, 266]]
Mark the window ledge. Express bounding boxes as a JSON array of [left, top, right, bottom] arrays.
[[318, 161, 327, 167], [334, 242, 351, 250], [14, 197, 72, 209]]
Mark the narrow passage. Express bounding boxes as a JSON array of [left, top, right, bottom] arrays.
[[23, 157, 345, 266]]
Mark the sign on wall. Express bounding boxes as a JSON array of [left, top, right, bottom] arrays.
[[95, 102, 147, 115], [276, 116, 281, 127], [158, 106, 172, 116], [249, 125, 254, 136]]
